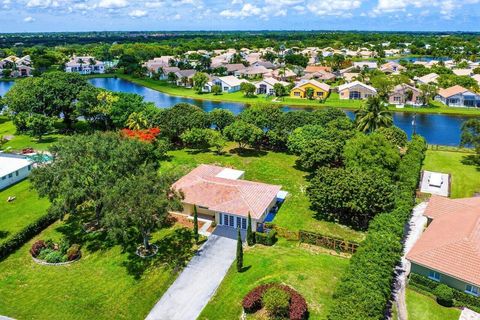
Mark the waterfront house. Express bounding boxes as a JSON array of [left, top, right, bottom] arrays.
[[407, 196, 480, 296], [65, 56, 105, 75], [338, 81, 377, 100], [0, 55, 33, 77], [204, 76, 248, 93], [172, 164, 282, 232], [436, 85, 480, 108], [159, 66, 181, 80], [255, 77, 289, 95], [290, 79, 330, 99], [388, 84, 422, 106], [174, 69, 197, 87], [0, 153, 33, 190]]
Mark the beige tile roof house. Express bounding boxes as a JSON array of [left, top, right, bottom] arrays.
[[415, 73, 439, 85], [172, 165, 282, 231], [407, 196, 480, 295]]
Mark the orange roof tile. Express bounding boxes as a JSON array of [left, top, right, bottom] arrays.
[[172, 165, 281, 219], [438, 85, 469, 98], [407, 196, 480, 286]]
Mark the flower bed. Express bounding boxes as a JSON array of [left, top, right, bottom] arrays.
[[30, 239, 81, 265], [135, 244, 159, 258], [242, 283, 308, 320]]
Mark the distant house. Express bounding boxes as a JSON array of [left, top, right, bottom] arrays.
[[204, 76, 247, 93], [255, 77, 289, 95], [304, 65, 332, 74], [302, 70, 336, 82], [338, 81, 377, 100], [65, 56, 104, 75], [407, 196, 480, 296], [174, 69, 196, 87], [380, 61, 406, 74], [389, 84, 422, 106], [235, 65, 272, 79], [159, 66, 181, 80], [0, 55, 33, 77], [144, 56, 176, 75], [223, 63, 246, 75], [0, 154, 34, 190], [436, 85, 480, 108], [290, 80, 331, 99], [415, 73, 439, 85], [452, 69, 474, 77], [172, 164, 282, 232], [353, 61, 378, 70], [271, 68, 297, 81]]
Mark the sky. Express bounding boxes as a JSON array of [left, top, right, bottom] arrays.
[[1, 0, 480, 33]]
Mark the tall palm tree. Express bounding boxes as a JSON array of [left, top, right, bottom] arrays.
[[355, 96, 393, 133]]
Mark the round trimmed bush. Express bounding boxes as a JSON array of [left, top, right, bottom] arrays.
[[263, 287, 290, 318], [434, 284, 454, 307]]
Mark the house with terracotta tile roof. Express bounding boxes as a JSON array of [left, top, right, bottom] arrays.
[[407, 196, 480, 296], [172, 165, 283, 231], [435, 85, 480, 108]]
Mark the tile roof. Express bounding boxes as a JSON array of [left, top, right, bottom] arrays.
[[304, 65, 332, 73], [438, 85, 469, 98], [293, 79, 331, 92], [416, 73, 439, 84], [172, 165, 281, 219], [407, 195, 480, 287], [337, 80, 377, 93]]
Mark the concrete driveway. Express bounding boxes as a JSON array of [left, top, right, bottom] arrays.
[[146, 226, 240, 320]]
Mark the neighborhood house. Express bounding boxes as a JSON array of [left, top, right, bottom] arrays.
[[0, 153, 33, 190], [290, 79, 331, 99], [172, 164, 283, 232], [338, 81, 377, 100], [0, 55, 33, 77], [436, 85, 480, 108], [65, 56, 105, 74], [407, 196, 480, 296]]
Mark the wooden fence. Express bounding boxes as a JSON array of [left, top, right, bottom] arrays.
[[265, 223, 359, 254]]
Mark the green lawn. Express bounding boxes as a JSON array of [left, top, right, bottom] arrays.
[[0, 180, 50, 244], [406, 289, 461, 320], [199, 239, 349, 320], [0, 220, 194, 320], [0, 116, 62, 151], [162, 145, 364, 242], [423, 149, 480, 198]]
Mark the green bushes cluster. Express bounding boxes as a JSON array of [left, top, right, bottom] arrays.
[[327, 135, 426, 320], [31, 238, 81, 263], [409, 273, 480, 312], [0, 212, 57, 261], [255, 230, 277, 246], [434, 284, 454, 307]]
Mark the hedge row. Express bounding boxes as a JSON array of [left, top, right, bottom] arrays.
[[0, 212, 57, 261], [409, 273, 480, 312], [328, 135, 427, 320]]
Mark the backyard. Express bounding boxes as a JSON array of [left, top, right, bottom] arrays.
[[0, 219, 195, 320], [406, 289, 461, 320], [199, 239, 349, 319], [162, 144, 364, 242], [423, 148, 480, 198], [0, 180, 50, 244]]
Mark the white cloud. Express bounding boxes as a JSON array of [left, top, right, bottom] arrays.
[[307, 0, 362, 16], [220, 3, 262, 18], [24, 16, 35, 22], [145, 1, 164, 8], [129, 9, 147, 17], [26, 0, 60, 8], [98, 0, 128, 9]]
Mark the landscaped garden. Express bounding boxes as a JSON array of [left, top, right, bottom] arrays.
[[0, 180, 50, 244], [0, 221, 195, 320], [423, 148, 480, 198], [199, 239, 349, 320], [406, 289, 461, 320]]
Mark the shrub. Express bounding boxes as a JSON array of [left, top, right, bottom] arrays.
[[66, 244, 81, 261], [255, 230, 277, 246], [434, 284, 454, 307], [44, 250, 67, 263], [243, 284, 271, 313], [37, 248, 54, 260], [58, 238, 71, 255], [30, 240, 46, 257], [263, 287, 290, 318]]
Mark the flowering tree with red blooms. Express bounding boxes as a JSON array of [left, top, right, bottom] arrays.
[[121, 128, 161, 143]]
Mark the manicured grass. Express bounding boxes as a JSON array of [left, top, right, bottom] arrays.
[[406, 289, 461, 320], [116, 74, 480, 116], [423, 149, 480, 198], [0, 220, 193, 320], [162, 144, 364, 242], [0, 180, 50, 244], [199, 239, 348, 319], [0, 116, 61, 151]]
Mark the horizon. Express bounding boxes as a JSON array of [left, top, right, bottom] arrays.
[[1, 0, 480, 33]]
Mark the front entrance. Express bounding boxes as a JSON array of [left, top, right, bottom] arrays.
[[220, 213, 247, 230]]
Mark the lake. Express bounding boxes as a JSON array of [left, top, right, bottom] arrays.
[[1, 78, 474, 146]]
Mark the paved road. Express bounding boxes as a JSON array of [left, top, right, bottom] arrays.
[[146, 226, 239, 320], [391, 201, 428, 320]]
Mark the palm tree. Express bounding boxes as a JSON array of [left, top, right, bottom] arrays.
[[126, 112, 148, 130], [355, 96, 393, 133]]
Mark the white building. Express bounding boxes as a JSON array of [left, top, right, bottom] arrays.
[[204, 76, 248, 93], [255, 77, 289, 95], [65, 56, 105, 75], [0, 153, 33, 190]]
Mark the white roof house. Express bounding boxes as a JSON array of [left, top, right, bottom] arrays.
[[338, 81, 377, 93], [415, 73, 439, 85], [353, 61, 378, 70], [65, 56, 105, 75], [0, 153, 34, 190]]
